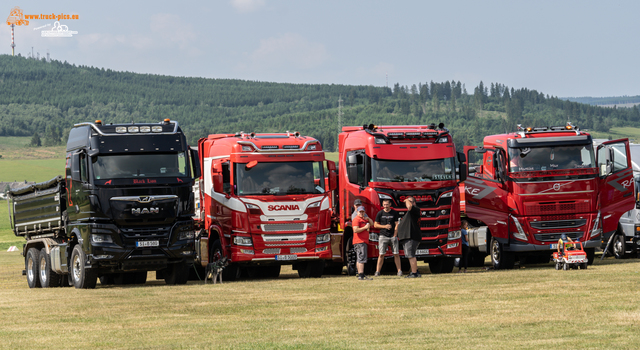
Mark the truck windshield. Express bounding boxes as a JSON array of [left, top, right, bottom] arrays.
[[508, 145, 595, 172], [92, 153, 189, 179], [371, 158, 454, 182], [235, 161, 325, 196]]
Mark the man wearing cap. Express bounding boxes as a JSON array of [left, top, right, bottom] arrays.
[[352, 205, 374, 280], [396, 196, 422, 278], [557, 233, 574, 255], [351, 199, 369, 221], [373, 199, 402, 277]]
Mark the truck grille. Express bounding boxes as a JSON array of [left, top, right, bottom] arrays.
[[263, 248, 281, 254], [289, 247, 307, 254], [420, 219, 449, 228], [525, 201, 589, 215], [530, 219, 586, 230], [262, 223, 305, 232], [533, 232, 583, 242], [421, 229, 448, 238], [120, 226, 171, 238], [262, 234, 306, 242]]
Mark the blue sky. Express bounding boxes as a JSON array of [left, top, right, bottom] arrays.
[[2, 0, 639, 98]]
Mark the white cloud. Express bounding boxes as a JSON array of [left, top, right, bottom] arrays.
[[230, 0, 266, 13], [246, 33, 329, 70]]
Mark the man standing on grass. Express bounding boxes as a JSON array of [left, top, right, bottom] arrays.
[[353, 206, 374, 280], [373, 199, 402, 277], [397, 196, 421, 278]]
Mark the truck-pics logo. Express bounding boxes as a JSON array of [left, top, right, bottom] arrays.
[[268, 204, 300, 211], [6, 6, 28, 25], [131, 207, 159, 215], [6, 6, 79, 25]]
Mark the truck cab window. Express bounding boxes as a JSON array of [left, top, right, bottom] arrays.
[[80, 154, 88, 182], [222, 163, 231, 194]]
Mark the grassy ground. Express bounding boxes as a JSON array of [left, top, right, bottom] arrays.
[[1, 251, 640, 349], [0, 137, 66, 160], [589, 127, 640, 143]]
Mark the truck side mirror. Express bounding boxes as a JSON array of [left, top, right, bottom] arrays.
[[327, 161, 337, 191], [190, 148, 201, 178], [71, 153, 81, 182], [457, 151, 466, 163], [458, 162, 467, 182]]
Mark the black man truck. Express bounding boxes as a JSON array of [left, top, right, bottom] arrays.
[[7, 120, 199, 289]]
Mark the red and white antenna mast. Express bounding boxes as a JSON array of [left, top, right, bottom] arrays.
[[11, 24, 16, 56]]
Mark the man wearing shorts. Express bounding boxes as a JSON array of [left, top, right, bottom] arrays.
[[396, 196, 422, 278], [352, 206, 374, 280], [374, 199, 402, 276]]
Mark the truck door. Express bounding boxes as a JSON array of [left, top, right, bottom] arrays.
[[68, 150, 91, 221], [597, 139, 635, 236], [464, 147, 509, 238]]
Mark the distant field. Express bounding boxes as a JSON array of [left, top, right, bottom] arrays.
[[0, 159, 65, 183], [0, 203, 21, 251], [588, 126, 640, 143], [0, 137, 66, 160]]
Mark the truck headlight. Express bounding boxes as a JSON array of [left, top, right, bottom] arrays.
[[590, 211, 602, 239], [448, 230, 461, 240], [233, 236, 253, 246], [178, 231, 196, 240], [91, 234, 113, 244], [316, 233, 331, 244], [511, 215, 528, 241], [369, 233, 379, 242]]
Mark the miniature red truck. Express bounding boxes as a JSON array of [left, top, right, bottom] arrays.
[[193, 131, 337, 280], [461, 123, 635, 269], [553, 241, 588, 270], [328, 123, 466, 274]]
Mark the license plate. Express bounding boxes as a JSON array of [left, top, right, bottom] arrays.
[[415, 249, 429, 256], [550, 244, 557, 249], [275, 254, 297, 261], [136, 240, 159, 248]]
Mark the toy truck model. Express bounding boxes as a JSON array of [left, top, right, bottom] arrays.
[[461, 123, 635, 269], [553, 241, 588, 270], [7, 120, 199, 289], [194, 132, 337, 280], [330, 124, 466, 274], [598, 142, 640, 259]]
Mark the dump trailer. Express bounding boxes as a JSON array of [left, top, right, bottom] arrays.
[[8, 120, 199, 289], [461, 123, 635, 269]]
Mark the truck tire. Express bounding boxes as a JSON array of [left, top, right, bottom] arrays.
[[70, 244, 97, 289], [586, 248, 595, 265], [39, 248, 60, 288], [490, 237, 515, 270], [165, 262, 189, 285], [211, 239, 239, 281], [26, 248, 41, 288], [298, 261, 324, 278], [613, 234, 628, 259], [563, 262, 568, 270], [345, 237, 357, 276]]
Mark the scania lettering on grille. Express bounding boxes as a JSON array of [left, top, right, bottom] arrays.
[[268, 205, 300, 211], [132, 207, 159, 215]]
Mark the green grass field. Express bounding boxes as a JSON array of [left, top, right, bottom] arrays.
[[1, 251, 640, 349], [589, 127, 640, 143]]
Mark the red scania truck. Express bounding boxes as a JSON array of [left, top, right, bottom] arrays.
[[328, 124, 466, 274], [193, 131, 337, 280], [461, 123, 635, 269]]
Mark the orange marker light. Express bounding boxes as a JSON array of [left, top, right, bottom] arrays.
[[95, 120, 102, 124]]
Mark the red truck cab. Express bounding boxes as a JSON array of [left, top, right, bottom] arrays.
[[194, 132, 337, 280], [462, 123, 635, 268], [330, 124, 466, 274]]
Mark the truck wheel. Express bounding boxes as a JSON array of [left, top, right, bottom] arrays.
[[39, 248, 60, 288], [563, 262, 568, 271], [585, 248, 595, 265], [298, 261, 324, 278], [345, 237, 357, 276], [581, 263, 588, 270], [211, 239, 239, 281], [555, 262, 561, 270], [26, 248, 41, 288], [70, 245, 97, 289], [613, 234, 628, 259], [165, 262, 189, 285], [490, 237, 515, 270], [429, 258, 443, 274]]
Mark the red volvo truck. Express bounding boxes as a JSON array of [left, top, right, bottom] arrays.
[[461, 123, 635, 269], [329, 124, 466, 274], [193, 132, 337, 280]]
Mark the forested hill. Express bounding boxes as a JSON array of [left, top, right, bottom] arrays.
[[1, 54, 639, 151]]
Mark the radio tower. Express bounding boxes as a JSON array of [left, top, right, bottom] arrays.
[[11, 24, 15, 56], [336, 95, 343, 151]]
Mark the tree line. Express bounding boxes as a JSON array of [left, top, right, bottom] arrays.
[[1, 54, 638, 152]]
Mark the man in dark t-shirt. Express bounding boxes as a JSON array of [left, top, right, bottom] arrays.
[[397, 196, 422, 278], [374, 199, 402, 276]]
